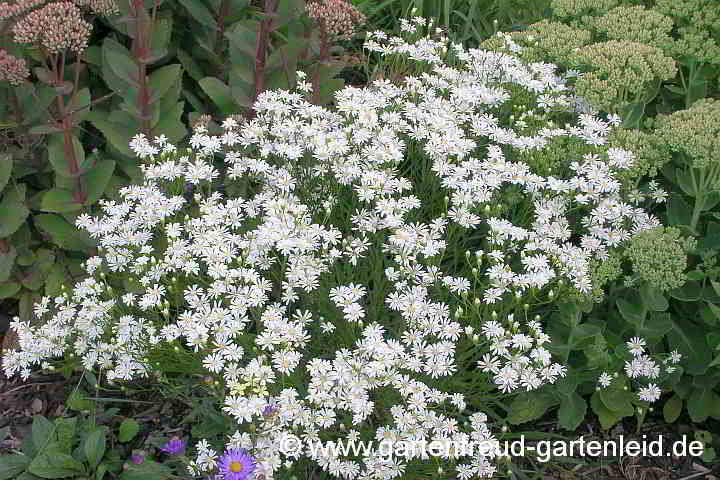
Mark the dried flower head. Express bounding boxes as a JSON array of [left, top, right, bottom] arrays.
[[306, 0, 365, 41], [12, 1, 92, 54], [0, 49, 30, 84]]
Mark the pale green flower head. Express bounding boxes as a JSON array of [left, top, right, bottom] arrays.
[[550, 0, 619, 24], [589, 5, 674, 52], [570, 40, 676, 112], [655, 98, 720, 170], [608, 128, 671, 182], [654, 0, 720, 65], [625, 227, 696, 292], [479, 21, 592, 67]]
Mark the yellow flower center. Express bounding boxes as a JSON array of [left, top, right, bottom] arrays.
[[230, 461, 244, 473]]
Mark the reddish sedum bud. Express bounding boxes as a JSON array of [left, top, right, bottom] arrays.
[[0, 0, 45, 20], [0, 49, 30, 84], [12, 1, 91, 54], [306, 0, 365, 41]]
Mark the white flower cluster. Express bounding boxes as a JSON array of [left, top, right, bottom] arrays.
[[597, 337, 682, 403], [476, 314, 566, 393], [3, 17, 663, 480]]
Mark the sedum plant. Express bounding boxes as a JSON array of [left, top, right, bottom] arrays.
[[2, 17, 679, 480]]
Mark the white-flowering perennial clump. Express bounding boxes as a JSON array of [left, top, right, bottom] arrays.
[[4, 17, 663, 480], [597, 336, 682, 403]]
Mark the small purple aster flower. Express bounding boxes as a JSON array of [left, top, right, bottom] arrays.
[[218, 449, 256, 480], [130, 452, 145, 465], [262, 403, 277, 417], [160, 437, 186, 455]]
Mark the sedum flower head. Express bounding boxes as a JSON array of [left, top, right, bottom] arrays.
[[570, 40, 676, 113], [654, 0, 720, 65], [625, 227, 695, 292], [479, 21, 591, 67], [550, 0, 619, 24], [12, 1, 92, 54], [654, 98, 720, 170], [306, 0, 365, 41], [589, 5, 674, 52], [0, 48, 29, 84], [607, 127, 671, 182]]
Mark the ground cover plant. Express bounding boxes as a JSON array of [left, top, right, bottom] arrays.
[[1, 0, 720, 479]]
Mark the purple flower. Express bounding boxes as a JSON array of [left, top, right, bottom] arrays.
[[130, 453, 145, 465], [160, 437, 186, 455], [262, 403, 277, 417], [217, 449, 256, 480]]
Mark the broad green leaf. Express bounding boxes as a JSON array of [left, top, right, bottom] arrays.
[[226, 22, 257, 61], [118, 460, 171, 480], [0, 282, 20, 299], [149, 64, 182, 104], [0, 246, 16, 282], [40, 189, 82, 213], [667, 317, 712, 375], [670, 280, 702, 302], [616, 297, 646, 325], [687, 389, 716, 423], [32, 416, 55, 453], [54, 418, 77, 454], [82, 159, 116, 205], [177, 0, 217, 29], [0, 154, 11, 191], [20, 249, 55, 291], [675, 169, 697, 197], [199, 77, 239, 115], [599, 382, 634, 413], [102, 38, 139, 88], [118, 419, 140, 443], [29, 443, 85, 479], [86, 113, 133, 158], [66, 392, 92, 412], [150, 18, 172, 60], [639, 283, 668, 311], [636, 312, 673, 340], [84, 429, 106, 469], [0, 454, 30, 480], [152, 101, 186, 143], [177, 49, 204, 82], [667, 193, 692, 228], [590, 391, 632, 430], [46, 134, 88, 178], [0, 196, 29, 238], [506, 393, 557, 425], [69, 87, 92, 124], [557, 392, 586, 431], [663, 394, 683, 423], [34, 214, 94, 251]]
